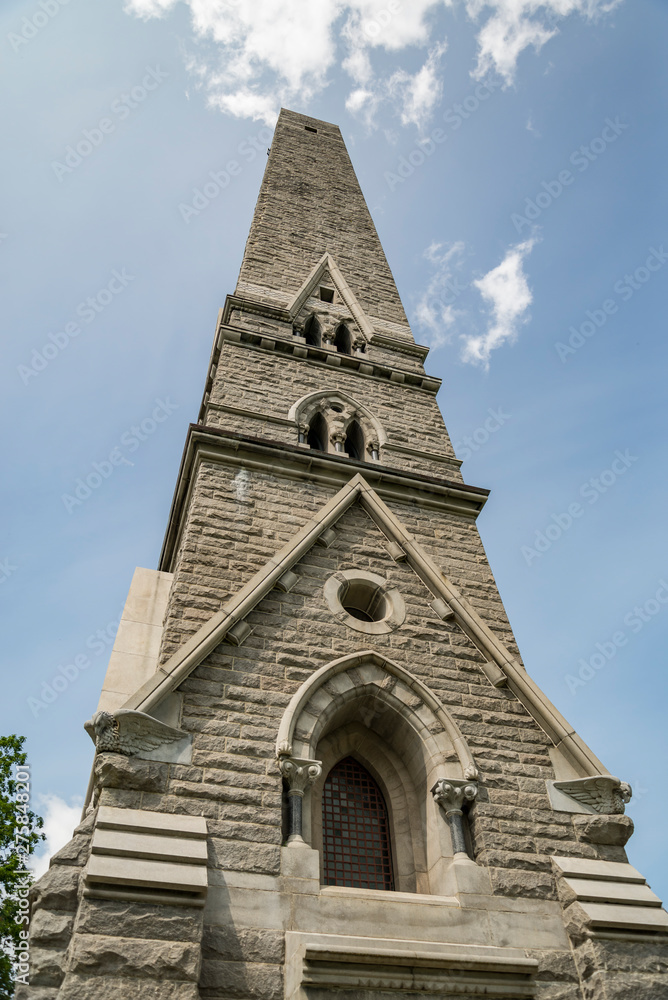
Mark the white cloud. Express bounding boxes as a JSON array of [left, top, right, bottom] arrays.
[[123, 0, 622, 128], [30, 794, 83, 880], [462, 237, 536, 365], [414, 240, 468, 349], [466, 0, 622, 84], [388, 42, 448, 131]]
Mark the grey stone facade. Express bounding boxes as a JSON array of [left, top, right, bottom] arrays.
[[20, 109, 668, 999]]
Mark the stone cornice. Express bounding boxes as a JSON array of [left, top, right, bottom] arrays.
[[197, 306, 440, 422], [204, 401, 462, 471], [369, 331, 430, 361], [158, 424, 489, 572], [221, 292, 431, 361]]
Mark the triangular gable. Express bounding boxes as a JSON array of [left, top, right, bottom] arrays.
[[287, 253, 375, 339], [123, 473, 607, 780]]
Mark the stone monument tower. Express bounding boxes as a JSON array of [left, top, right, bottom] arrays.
[[22, 109, 668, 999]]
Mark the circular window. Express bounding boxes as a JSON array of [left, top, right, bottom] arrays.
[[323, 570, 406, 634]]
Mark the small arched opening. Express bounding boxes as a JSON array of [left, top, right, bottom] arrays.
[[334, 323, 352, 355], [304, 315, 321, 348], [307, 411, 328, 452], [344, 419, 365, 461]]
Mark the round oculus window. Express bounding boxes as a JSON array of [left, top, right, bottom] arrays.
[[323, 570, 406, 634]]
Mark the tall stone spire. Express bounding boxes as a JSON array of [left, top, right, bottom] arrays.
[[19, 110, 668, 1000], [236, 109, 410, 332]]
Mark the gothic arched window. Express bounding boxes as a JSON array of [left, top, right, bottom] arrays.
[[307, 411, 328, 452], [334, 323, 352, 355], [303, 315, 321, 347], [344, 419, 365, 461], [321, 756, 394, 890]]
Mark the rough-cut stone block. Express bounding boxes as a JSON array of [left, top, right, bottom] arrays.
[[29, 909, 75, 947], [95, 754, 169, 794], [573, 814, 634, 846], [57, 974, 200, 999], [68, 934, 200, 981], [31, 864, 80, 912], [75, 899, 204, 941], [29, 946, 67, 987]]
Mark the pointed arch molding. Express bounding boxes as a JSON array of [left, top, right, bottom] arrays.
[[289, 389, 388, 446], [275, 650, 476, 777], [287, 252, 374, 339], [123, 473, 607, 780]]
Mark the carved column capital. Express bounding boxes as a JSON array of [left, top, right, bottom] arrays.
[[278, 756, 322, 848], [431, 777, 478, 860], [278, 756, 322, 797], [297, 421, 309, 444], [431, 777, 478, 817], [330, 431, 345, 452]]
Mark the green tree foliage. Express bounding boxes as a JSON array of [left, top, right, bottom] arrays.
[[0, 736, 44, 998]]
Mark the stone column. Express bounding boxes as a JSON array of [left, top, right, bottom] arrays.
[[330, 431, 345, 453], [278, 756, 322, 847], [431, 777, 478, 859], [298, 421, 309, 444]]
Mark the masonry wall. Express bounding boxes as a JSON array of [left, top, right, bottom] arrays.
[[145, 498, 633, 997], [236, 109, 410, 333], [159, 461, 502, 663], [204, 340, 461, 478]]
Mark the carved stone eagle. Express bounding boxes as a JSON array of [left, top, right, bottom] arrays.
[[554, 775, 632, 815], [84, 709, 188, 757]]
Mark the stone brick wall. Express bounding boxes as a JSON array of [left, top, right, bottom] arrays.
[[158, 498, 604, 996], [236, 109, 410, 333], [205, 340, 460, 477]]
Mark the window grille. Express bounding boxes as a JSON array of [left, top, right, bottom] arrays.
[[322, 756, 394, 890]]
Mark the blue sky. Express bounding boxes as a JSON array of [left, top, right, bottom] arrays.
[[2, 0, 667, 895]]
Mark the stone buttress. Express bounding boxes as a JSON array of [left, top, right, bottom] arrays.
[[20, 109, 668, 1000]]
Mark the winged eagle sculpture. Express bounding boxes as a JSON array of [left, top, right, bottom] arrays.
[[84, 709, 189, 758], [553, 775, 632, 814]]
